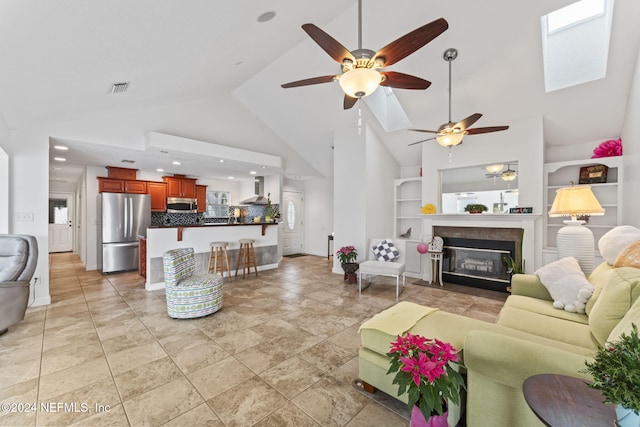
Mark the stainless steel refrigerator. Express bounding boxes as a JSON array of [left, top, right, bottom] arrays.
[[100, 193, 151, 273]]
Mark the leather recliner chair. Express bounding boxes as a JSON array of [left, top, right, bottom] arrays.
[[0, 234, 38, 335]]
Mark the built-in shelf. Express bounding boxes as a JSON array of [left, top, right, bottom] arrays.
[[394, 177, 423, 278]]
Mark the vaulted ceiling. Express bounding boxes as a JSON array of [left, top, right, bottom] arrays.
[[1, 0, 638, 183]]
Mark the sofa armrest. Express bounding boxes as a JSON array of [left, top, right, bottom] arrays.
[[510, 274, 552, 301], [0, 280, 31, 289], [464, 330, 593, 388]]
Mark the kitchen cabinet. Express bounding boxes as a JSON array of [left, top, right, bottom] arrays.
[[148, 181, 167, 212], [163, 175, 197, 198], [139, 237, 147, 279], [98, 178, 147, 194], [196, 185, 207, 213]]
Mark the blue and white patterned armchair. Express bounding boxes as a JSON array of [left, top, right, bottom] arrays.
[[162, 247, 223, 319]]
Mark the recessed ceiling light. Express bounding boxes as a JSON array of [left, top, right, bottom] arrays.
[[54, 157, 66, 162], [257, 11, 276, 23], [172, 161, 181, 165], [261, 166, 266, 169], [228, 176, 235, 180], [250, 171, 257, 175], [53, 145, 68, 151], [156, 168, 164, 172], [219, 159, 225, 163]]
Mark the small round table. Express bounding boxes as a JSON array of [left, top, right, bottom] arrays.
[[523, 374, 615, 427]]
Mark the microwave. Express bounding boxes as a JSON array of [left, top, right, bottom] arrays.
[[167, 197, 197, 213]]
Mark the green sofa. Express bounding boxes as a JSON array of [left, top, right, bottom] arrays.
[[358, 261, 640, 426]]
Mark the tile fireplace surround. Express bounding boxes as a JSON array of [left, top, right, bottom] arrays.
[[421, 214, 541, 282]]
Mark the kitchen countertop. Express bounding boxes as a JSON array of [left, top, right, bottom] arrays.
[[149, 222, 279, 229]]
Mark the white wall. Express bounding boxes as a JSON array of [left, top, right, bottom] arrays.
[[365, 124, 399, 240], [302, 177, 333, 257], [621, 45, 640, 228], [0, 114, 9, 233], [7, 128, 51, 306]]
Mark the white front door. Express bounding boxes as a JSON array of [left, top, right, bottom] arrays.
[[48, 193, 74, 253], [282, 191, 304, 256]]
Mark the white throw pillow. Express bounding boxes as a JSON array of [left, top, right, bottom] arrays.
[[535, 257, 594, 313], [598, 225, 640, 265]]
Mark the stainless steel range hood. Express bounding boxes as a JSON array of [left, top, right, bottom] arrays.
[[240, 176, 268, 205]]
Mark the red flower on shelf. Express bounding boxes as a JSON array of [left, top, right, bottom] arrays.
[[592, 138, 622, 158]]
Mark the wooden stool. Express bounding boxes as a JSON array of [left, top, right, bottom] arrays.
[[235, 239, 258, 279], [208, 241, 231, 280]]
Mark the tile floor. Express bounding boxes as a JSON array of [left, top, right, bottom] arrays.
[[0, 253, 506, 426]]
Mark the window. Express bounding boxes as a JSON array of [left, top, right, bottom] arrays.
[[541, 0, 613, 92], [287, 200, 295, 231]]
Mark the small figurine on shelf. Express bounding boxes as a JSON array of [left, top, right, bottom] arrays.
[[399, 227, 412, 238]]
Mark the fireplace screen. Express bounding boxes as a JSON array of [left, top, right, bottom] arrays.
[[443, 246, 511, 283]]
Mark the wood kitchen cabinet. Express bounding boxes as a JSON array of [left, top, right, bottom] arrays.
[[98, 178, 147, 194], [139, 237, 147, 279], [163, 175, 197, 198], [148, 181, 167, 212], [196, 185, 207, 213]]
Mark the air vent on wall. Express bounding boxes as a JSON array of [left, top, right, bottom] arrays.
[[121, 159, 136, 164], [109, 82, 129, 94]]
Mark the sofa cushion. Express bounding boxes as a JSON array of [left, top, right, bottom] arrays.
[[534, 257, 594, 313], [359, 259, 404, 276], [588, 266, 640, 346], [598, 225, 640, 265], [614, 240, 640, 268], [607, 293, 640, 344], [372, 240, 400, 261], [497, 306, 599, 350], [502, 295, 588, 325]]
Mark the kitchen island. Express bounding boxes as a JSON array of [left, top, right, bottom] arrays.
[[145, 222, 280, 290]]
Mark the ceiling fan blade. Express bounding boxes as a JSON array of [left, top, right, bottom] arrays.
[[281, 75, 337, 88], [343, 95, 358, 110], [302, 23, 355, 64], [408, 128, 438, 134], [408, 137, 436, 146], [466, 125, 510, 135], [373, 18, 448, 67], [455, 113, 482, 131], [380, 72, 431, 90]]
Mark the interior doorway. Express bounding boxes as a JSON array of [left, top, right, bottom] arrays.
[[282, 191, 304, 256], [48, 192, 74, 253]]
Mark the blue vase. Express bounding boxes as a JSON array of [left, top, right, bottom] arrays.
[[616, 405, 640, 427]]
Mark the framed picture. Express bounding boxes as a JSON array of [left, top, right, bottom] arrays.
[[579, 165, 608, 184], [509, 207, 533, 214]]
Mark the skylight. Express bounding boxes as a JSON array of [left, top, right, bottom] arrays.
[[541, 0, 614, 92], [363, 87, 411, 133]]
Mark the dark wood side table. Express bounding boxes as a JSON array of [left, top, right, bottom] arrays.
[[327, 234, 334, 260], [523, 374, 615, 427]]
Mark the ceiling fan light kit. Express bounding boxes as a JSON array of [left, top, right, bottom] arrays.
[[409, 48, 509, 149], [486, 164, 505, 174], [501, 164, 518, 181], [281, 0, 448, 109], [338, 68, 382, 98]]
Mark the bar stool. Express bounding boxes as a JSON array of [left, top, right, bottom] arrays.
[[429, 236, 444, 287], [236, 239, 258, 279], [208, 241, 232, 280]]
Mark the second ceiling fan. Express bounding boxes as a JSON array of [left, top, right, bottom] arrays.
[[409, 48, 509, 147], [281, 0, 448, 110]]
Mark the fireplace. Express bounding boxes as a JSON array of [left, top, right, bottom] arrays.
[[434, 226, 523, 292]]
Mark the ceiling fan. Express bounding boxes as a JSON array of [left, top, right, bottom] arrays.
[[409, 48, 509, 147], [281, 0, 448, 109]]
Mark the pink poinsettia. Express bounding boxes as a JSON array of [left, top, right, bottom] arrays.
[[592, 138, 622, 158], [387, 333, 465, 420]]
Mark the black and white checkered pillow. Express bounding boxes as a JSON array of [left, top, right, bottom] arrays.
[[372, 240, 400, 262]]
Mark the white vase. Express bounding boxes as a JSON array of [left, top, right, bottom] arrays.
[[616, 405, 640, 427]]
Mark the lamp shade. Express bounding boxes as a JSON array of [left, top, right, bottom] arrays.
[[549, 184, 605, 274], [338, 68, 382, 98], [549, 185, 605, 218], [485, 164, 504, 173]]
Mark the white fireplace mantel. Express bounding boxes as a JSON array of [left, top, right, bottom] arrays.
[[421, 213, 542, 280]]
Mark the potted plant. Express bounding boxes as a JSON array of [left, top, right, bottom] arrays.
[[583, 324, 640, 426], [336, 245, 359, 283], [265, 193, 276, 223], [387, 333, 465, 426], [464, 204, 488, 214]]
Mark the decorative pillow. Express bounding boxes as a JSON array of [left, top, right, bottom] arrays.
[[614, 240, 640, 268], [535, 257, 594, 313], [598, 226, 640, 265], [372, 240, 400, 262]]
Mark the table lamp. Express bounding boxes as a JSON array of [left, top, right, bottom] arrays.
[[548, 184, 604, 274]]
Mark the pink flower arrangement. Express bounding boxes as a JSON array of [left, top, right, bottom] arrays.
[[592, 138, 622, 158], [387, 333, 465, 420], [335, 245, 358, 264]]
